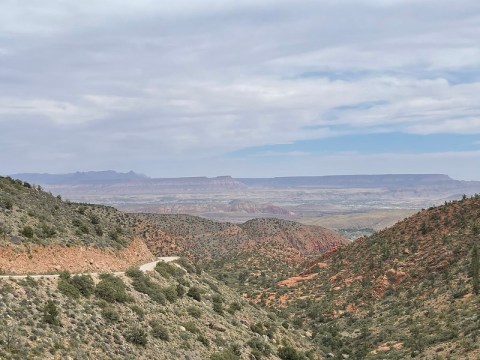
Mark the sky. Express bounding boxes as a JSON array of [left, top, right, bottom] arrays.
[[1, 0, 480, 179]]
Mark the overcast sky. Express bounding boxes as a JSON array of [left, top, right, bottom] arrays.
[[1, 0, 480, 179]]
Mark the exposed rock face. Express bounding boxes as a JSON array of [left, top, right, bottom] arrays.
[[0, 237, 154, 274]]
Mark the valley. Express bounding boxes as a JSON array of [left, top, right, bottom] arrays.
[[1, 175, 479, 359]]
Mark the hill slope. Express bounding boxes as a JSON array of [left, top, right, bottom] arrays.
[[0, 176, 153, 274], [266, 196, 480, 359], [0, 259, 315, 359], [136, 214, 347, 307]]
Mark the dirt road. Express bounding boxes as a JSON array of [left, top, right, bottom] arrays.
[[0, 256, 180, 280]]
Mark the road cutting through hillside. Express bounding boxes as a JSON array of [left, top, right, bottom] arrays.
[[0, 256, 180, 280]]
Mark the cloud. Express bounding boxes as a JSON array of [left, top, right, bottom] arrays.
[[0, 0, 479, 177]]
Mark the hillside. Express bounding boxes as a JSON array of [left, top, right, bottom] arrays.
[[264, 196, 480, 359], [0, 258, 315, 359], [0, 176, 153, 274], [136, 214, 347, 308], [136, 215, 345, 261]]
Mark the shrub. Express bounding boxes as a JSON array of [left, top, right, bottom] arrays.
[[124, 327, 148, 346], [58, 278, 80, 299], [187, 306, 202, 319], [95, 274, 130, 303], [3, 199, 13, 210], [175, 257, 196, 274], [176, 284, 186, 298], [43, 300, 60, 325], [71, 275, 95, 297], [126, 267, 143, 279], [129, 272, 166, 304], [227, 302, 242, 315], [209, 349, 240, 360], [21, 226, 34, 239], [187, 286, 202, 301], [213, 302, 224, 315], [102, 307, 120, 323], [155, 262, 182, 278], [247, 337, 271, 357], [183, 321, 199, 334], [197, 334, 210, 347], [150, 320, 169, 341], [277, 345, 307, 360], [163, 285, 178, 303]]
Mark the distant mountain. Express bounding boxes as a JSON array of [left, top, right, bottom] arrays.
[[239, 174, 459, 188], [12, 170, 148, 185]]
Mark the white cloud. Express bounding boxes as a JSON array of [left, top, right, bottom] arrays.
[[0, 0, 480, 176]]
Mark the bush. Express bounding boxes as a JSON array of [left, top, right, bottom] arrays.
[[209, 350, 240, 360], [176, 284, 186, 298], [102, 307, 120, 323], [227, 302, 242, 315], [71, 275, 95, 297], [187, 306, 202, 319], [175, 257, 196, 274], [197, 334, 210, 348], [126, 267, 143, 279], [187, 286, 202, 301], [125, 327, 148, 346], [278, 346, 307, 360], [150, 320, 169, 341], [95, 274, 130, 303], [58, 278, 80, 299], [247, 337, 271, 357], [213, 302, 224, 315], [21, 226, 34, 239], [43, 300, 60, 325], [183, 321, 199, 334], [129, 272, 166, 304], [155, 262, 182, 278], [163, 285, 178, 303]]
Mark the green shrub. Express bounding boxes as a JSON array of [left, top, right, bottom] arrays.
[[277, 345, 307, 360], [209, 349, 240, 360], [150, 320, 169, 341], [21, 226, 34, 239], [124, 327, 148, 346], [187, 306, 202, 319], [175, 257, 196, 274], [71, 275, 95, 297], [227, 302, 242, 315], [95, 274, 130, 303], [43, 300, 60, 325], [187, 286, 202, 301], [102, 307, 120, 323], [130, 272, 166, 304], [155, 262, 182, 278], [197, 334, 210, 347], [183, 321, 199, 334], [58, 278, 80, 299], [247, 337, 271, 357], [126, 267, 143, 278], [176, 284, 186, 298], [163, 285, 178, 303], [213, 301, 224, 315]]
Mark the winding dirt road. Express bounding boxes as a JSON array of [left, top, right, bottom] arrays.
[[0, 256, 180, 280]]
